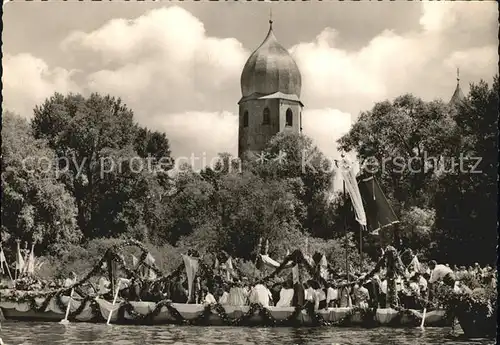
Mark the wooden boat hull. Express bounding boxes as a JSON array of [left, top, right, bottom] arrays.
[[1, 298, 450, 327]]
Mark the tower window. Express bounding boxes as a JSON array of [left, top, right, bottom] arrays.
[[243, 111, 249, 127], [263, 108, 270, 125], [286, 108, 293, 126]]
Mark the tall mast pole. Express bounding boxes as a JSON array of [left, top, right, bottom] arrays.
[[360, 225, 363, 272], [343, 179, 349, 283]]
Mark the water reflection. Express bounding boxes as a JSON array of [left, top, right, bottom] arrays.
[[0, 321, 492, 345]]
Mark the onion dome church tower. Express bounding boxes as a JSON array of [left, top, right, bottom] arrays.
[[238, 19, 303, 158]]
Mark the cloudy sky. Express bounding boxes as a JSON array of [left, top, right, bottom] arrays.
[[2, 1, 498, 170]]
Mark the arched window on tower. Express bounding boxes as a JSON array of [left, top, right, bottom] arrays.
[[243, 111, 249, 127], [263, 108, 270, 125], [286, 108, 293, 127]]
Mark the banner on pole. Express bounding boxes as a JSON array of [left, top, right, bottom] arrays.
[[357, 175, 399, 234], [0, 248, 6, 274], [338, 157, 367, 227], [16, 246, 25, 273]]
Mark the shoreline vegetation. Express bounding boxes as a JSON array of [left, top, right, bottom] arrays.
[[0, 239, 496, 338], [1, 78, 497, 337]]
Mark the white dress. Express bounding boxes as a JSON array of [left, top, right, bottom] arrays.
[[248, 284, 272, 307], [277, 288, 294, 307]]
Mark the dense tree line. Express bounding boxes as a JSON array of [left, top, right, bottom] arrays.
[[1, 77, 496, 272], [339, 77, 498, 265]]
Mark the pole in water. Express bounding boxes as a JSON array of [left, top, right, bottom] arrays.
[[420, 308, 427, 329], [60, 288, 75, 325], [420, 289, 429, 330], [107, 279, 122, 325], [343, 180, 349, 283]]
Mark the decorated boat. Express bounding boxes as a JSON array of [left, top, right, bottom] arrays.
[[0, 291, 448, 327], [0, 240, 452, 328], [440, 285, 497, 339]]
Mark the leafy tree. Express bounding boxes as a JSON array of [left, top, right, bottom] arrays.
[[399, 206, 436, 255], [161, 170, 216, 245], [31, 93, 173, 240], [245, 132, 337, 238], [338, 95, 458, 211], [134, 126, 172, 162], [1, 112, 81, 255], [176, 170, 305, 260], [433, 77, 498, 265]]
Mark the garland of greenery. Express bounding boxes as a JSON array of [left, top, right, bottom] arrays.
[[2, 239, 163, 320], [4, 289, 440, 328], [3, 241, 433, 328], [391, 305, 422, 325]]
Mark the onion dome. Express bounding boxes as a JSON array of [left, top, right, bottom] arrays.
[[240, 20, 302, 99]]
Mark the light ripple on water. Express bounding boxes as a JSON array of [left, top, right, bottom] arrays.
[[0, 321, 494, 345]]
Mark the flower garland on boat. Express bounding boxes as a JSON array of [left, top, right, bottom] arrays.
[[112, 298, 380, 327], [1, 239, 158, 318]]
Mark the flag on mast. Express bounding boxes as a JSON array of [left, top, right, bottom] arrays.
[[144, 253, 157, 280], [357, 175, 399, 234], [338, 156, 367, 227], [131, 254, 139, 268], [16, 242, 25, 273], [0, 248, 6, 274], [26, 243, 35, 275]]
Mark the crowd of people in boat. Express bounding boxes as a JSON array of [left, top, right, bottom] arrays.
[[1, 256, 495, 313]]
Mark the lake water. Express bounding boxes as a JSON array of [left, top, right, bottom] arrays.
[[0, 321, 494, 345]]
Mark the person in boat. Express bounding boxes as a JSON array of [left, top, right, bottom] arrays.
[[291, 279, 305, 307], [64, 272, 77, 288], [218, 283, 230, 305], [241, 277, 250, 299], [228, 278, 249, 306], [304, 280, 322, 312], [170, 275, 188, 303], [378, 277, 387, 308], [338, 284, 349, 308], [353, 282, 369, 308], [326, 281, 339, 308], [97, 275, 112, 299], [304, 280, 315, 303], [314, 281, 327, 310], [277, 279, 294, 307], [119, 275, 142, 301], [203, 286, 217, 305], [270, 278, 283, 306], [428, 260, 456, 288], [249, 281, 273, 307]]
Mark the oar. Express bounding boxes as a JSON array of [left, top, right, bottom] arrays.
[[59, 287, 75, 325], [420, 307, 427, 329], [106, 278, 122, 325], [420, 289, 429, 330], [0, 321, 4, 345]]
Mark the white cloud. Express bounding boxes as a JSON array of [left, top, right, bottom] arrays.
[[2, 3, 497, 169], [2, 53, 80, 117], [302, 108, 352, 160], [292, 1, 497, 117], [63, 6, 247, 116], [143, 110, 238, 168]]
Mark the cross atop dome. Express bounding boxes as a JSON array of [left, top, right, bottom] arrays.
[[239, 17, 302, 99]]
